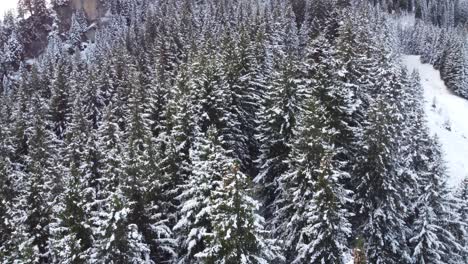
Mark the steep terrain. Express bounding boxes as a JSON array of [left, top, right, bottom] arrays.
[[403, 55, 468, 187]]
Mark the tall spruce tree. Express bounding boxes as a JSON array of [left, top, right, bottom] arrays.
[[89, 103, 125, 263], [354, 96, 411, 264], [274, 35, 353, 262], [255, 46, 304, 224], [410, 138, 464, 264], [49, 91, 94, 263], [6, 96, 59, 263], [198, 160, 283, 263], [174, 125, 233, 263], [454, 178, 468, 263], [0, 97, 15, 260], [49, 59, 71, 139]]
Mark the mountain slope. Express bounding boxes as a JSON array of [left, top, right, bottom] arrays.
[[403, 55, 468, 187]]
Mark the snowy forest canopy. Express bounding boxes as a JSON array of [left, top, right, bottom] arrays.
[[0, 0, 467, 263]]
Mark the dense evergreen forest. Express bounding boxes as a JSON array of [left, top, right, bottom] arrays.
[[0, 0, 467, 263]]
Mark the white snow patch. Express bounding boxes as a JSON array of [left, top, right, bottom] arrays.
[[0, 0, 18, 18], [394, 12, 416, 29], [403, 55, 468, 187]]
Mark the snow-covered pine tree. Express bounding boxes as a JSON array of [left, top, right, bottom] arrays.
[[108, 46, 134, 132], [91, 185, 151, 263], [198, 160, 283, 263], [120, 64, 168, 262], [1, 31, 23, 72], [173, 125, 226, 263], [68, 10, 88, 49], [49, 59, 72, 139], [186, 49, 225, 133], [6, 95, 60, 263], [0, 70, 36, 260], [454, 178, 468, 263], [0, 97, 15, 260], [286, 34, 352, 264], [49, 91, 94, 263], [401, 70, 435, 227], [42, 30, 65, 76], [273, 35, 353, 262], [18, 0, 48, 17], [297, 153, 352, 264], [146, 67, 169, 138], [440, 29, 468, 99], [139, 65, 179, 262], [334, 7, 377, 123], [0, 71, 35, 250], [155, 63, 194, 238], [151, 13, 180, 92], [354, 25, 417, 256], [90, 99, 153, 263], [89, 103, 125, 263], [148, 51, 186, 256], [307, 0, 340, 40], [309, 31, 355, 164], [0, 11, 17, 42], [462, 42, 468, 99], [218, 28, 260, 174], [143, 131, 177, 263], [427, 28, 447, 69], [80, 68, 105, 130], [354, 95, 412, 264], [6, 64, 32, 162], [255, 14, 303, 223], [50, 0, 69, 7], [282, 103, 352, 263], [410, 137, 464, 264], [404, 71, 429, 170]]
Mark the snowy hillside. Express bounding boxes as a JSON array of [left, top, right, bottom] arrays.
[[403, 55, 468, 187], [2, 1, 467, 263]]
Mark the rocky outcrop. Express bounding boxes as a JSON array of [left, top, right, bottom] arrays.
[[70, 0, 106, 22], [55, 0, 107, 35]]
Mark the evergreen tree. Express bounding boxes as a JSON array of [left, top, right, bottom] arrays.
[[120, 64, 165, 262], [440, 30, 468, 99], [0, 98, 15, 260], [297, 154, 352, 264], [174, 126, 225, 263], [89, 103, 124, 263], [354, 96, 411, 264], [274, 39, 353, 261], [255, 47, 304, 223], [218, 29, 259, 174], [410, 138, 464, 264], [2, 31, 23, 72], [82, 68, 106, 130], [454, 178, 468, 263], [49, 59, 72, 139], [68, 10, 88, 49], [186, 50, 225, 133], [6, 97, 59, 263], [49, 92, 94, 263], [91, 186, 151, 263], [199, 161, 283, 263], [131, 57, 177, 261]]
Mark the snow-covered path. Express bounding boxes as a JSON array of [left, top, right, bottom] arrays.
[[403, 55, 468, 187]]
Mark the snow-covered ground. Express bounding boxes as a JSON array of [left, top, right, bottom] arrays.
[[0, 0, 18, 17], [403, 55, 468, 187]]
